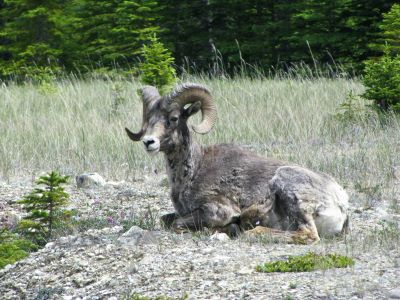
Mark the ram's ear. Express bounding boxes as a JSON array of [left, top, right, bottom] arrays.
[[182, 101, 201, 119]]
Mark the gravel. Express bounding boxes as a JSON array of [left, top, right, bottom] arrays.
[[0, 174, 399, 300]]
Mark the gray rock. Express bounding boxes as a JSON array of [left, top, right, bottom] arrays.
[[105, 180, 126, 189], [390, 288, 400, 299], [0, 211, 21, 230], [76, 173, 106, 188], [118, 225, 159, 246], [72, 274, 95, 288], [210, 232, 230, 242]]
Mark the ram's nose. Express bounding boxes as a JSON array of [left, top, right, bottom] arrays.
[[142, 136, 160, 153], [143, 137, 155, 148]]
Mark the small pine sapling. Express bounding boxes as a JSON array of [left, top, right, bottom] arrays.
[[18, 171, 70, 245], [139, 34, 176, 94], [362, 49, 400, 112]]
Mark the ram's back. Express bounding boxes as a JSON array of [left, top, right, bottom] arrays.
[[190, 144, 286, 209]]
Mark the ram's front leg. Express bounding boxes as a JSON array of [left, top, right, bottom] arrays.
[[160, 212, 178, 229], [171, 210, 206, 233], [171, 200, 241, 234], [160, 211, 205, 232]]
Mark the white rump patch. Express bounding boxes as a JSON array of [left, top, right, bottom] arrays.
[[315, 182, 349, 236]]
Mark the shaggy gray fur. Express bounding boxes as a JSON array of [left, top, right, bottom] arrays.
[[126, 83, 349, 241]]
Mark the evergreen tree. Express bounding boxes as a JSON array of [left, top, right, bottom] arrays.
[[344, 0, 396, 67], [139, 34, 176, 92], [72, 0, 161, 71], [18, 172, 70, 245], [209, 0, 295, 71], [0, 0, 8, 62], [376, 4, 400, 55], [0, 0, 398, 76], [287, 0, 397, 70], [0, 0, 68, 78], [159, 1, 211, 71]]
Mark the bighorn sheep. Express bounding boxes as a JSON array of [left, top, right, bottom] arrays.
[[125, 83, 349, 242]]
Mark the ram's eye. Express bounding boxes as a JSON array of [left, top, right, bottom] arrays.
[[169, 116, 178, 123]]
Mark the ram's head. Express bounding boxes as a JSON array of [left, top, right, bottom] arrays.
[[125, 83, 217, 154]]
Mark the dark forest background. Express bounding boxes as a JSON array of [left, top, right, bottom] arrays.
[[0, 0, 398, 78]]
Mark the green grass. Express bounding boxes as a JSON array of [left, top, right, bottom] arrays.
[[1, 73, 399, 221], [0, 76, 372, 179], [128, 293, 188, 300], [256, 252, 355, 273]]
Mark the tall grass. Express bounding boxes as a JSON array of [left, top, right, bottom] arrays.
[[1, 72, 399, 211]]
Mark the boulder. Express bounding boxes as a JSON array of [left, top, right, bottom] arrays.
[[76, 173, 106, 189], [117, 225, 159, 246]]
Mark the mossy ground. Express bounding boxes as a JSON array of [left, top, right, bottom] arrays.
[[256, 252, 355, 273]]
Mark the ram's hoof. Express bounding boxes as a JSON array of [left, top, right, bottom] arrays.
[[215, 223, 242, 238], [160, 213, 177, 229]]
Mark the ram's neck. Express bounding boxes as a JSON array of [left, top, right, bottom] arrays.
[[165, 137, 203, 215], [164, 136, 202, 207]]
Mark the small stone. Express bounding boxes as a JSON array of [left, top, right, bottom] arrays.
[[237, 267, 253, 275], [117, 188, 136, 199], [389, 288, 400, 299], [33, 270, 45, 276], [77, 259, 89, 267], [210, 232, 230, 241], [105, 180, 126, 189], [45, 242, 55, 249], [59, 236, 75, 245], [72, 274, 95, 288], [118, 226, 159, 246], [201, 247, 213, 255], [100, 226, 123, 235]]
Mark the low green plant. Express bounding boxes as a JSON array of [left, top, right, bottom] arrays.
[[129, 293, 188, 300], [256, 252, 355, 273], [20, 65, 59, 94], [0, 229, 38, 269], [138, 34, 176, 93], [362, 49, 400, 112], [17, 171, 70, 245], [69, 216, 111, 233], [110, 82, 127, 114], [35, 286, 65, 300], [334, 91, 373, 123], [121, 206, 158, 231], [289, 282, 297, 289], [282, 295, 294, 300]]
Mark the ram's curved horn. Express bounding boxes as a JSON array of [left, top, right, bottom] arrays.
[[125, 86, 161, 141], [168, 83, 217, 134]]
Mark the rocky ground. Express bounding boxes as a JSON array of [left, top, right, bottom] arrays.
[[0, 173, 399, 300]]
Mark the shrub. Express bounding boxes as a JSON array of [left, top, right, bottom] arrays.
[[129, 293, 188, 300], [17, 171, 70, 245], [0, 229, 38, 269], [138, 34, 176, 93], [362, 50, 400, 112], [256, 252, 355, 273]]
